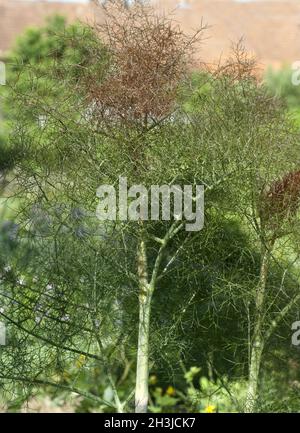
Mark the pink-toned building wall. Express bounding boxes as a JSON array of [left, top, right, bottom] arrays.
[[1, 0, 300, 69]]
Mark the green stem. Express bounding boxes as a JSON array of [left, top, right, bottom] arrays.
[[135, 236, 152, 413], [245, 243, 271, 413]]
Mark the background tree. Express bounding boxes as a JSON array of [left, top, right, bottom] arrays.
[[1, 0, 300, 414]]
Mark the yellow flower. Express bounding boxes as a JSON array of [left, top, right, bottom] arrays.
[[75, 354, 86, 369], [204, 404, 216, 413], [166, 386, 176, 396], [149, 375, 157, 385]]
